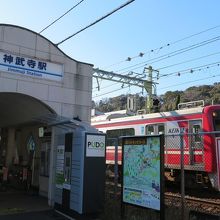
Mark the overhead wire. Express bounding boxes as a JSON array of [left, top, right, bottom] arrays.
[[102, 24, 220, 69], [93, 81, 118, 92], [36, 3, 220, 99], [93, 61, 220, 98], [37, 2, 220, 99], [93, 85, 130, 99], [93, 27, 220, 99], [56, 0, 135, 46], [115, 35, 220, 73], [93, 73, 218, 99], [159, 61, 220, 78], [158, 73, 220, 91], [39, 0, 85, 34], [93, 71, 220, 100], [93, 47, 220, 94], [158, 51, 220, 71]]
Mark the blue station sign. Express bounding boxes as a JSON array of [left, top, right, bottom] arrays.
[[0, 51, 63, 81]]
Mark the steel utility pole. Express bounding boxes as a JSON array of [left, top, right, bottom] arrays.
[[93, 67, 158, 113], [143, 66, 159, 113]]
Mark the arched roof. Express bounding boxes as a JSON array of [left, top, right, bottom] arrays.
[[0, 92, 56, 128], [0, 23, 93, 67]]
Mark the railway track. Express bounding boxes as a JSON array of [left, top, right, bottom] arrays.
[[105, 181, 220, 215], [165, 192, 220, 206]]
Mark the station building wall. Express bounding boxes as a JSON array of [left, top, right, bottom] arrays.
[[0, 24, 93, 122], [0, 24, 94, 200]]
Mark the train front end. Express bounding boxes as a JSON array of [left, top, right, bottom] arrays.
[[203, 105, 220, 191]]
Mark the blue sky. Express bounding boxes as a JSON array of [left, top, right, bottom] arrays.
[[1, 1, 220, 102]]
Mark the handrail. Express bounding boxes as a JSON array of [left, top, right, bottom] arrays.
[[178, 100, 204, 110]]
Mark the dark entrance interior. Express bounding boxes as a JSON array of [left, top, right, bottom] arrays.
[[0, 92, 55, 214]]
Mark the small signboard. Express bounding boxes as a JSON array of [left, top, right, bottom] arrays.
[[121, 135, 164, 218], [39, 127, 44, 137], [86, 134, 106, 157], [27, 135, 36, 151]]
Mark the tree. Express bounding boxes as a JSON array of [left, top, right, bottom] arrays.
[[93, 83, 220, 113]]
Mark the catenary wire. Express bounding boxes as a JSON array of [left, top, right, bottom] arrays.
[[93, 51, 220, 92], [159, 61, 220, 78], [158, 73, 220, 91], [56, 0, 135, 46], [92, 61, 220, 98], [93, 73, 219, 99], [93, 85, 130, 99], [115, 35, 220, 73], [158, 51, 220, 71], [39, 0, 85, 34], [102, 24, 220, 69]]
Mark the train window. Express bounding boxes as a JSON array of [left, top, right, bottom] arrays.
[[146, 124, 164, 135], [214, 121, 220, 131], [106, 128, 135, 145], [192, 124, 202, 142], [213, 110, 220, 131], [146, 125, 154, 135], [158, 124, 165, 134]]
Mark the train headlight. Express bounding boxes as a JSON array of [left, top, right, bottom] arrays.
[[213, 111, 218, 117]]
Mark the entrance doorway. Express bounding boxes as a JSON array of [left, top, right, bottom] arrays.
[[0, 92, 56, 214]]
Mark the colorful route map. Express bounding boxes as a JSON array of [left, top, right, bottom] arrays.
[[122, 136, 161, 210]]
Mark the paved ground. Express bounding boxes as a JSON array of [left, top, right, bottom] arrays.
[[0, 190, 69, 220], [0, 190, 49, 215], [0, 210, 69, 220], [0, 190, 100, 220]]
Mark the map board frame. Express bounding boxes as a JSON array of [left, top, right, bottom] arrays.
[[121, 135, 164, 218]]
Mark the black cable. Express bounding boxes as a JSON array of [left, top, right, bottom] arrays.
[[56, 0, 135, 46], [93, 52, 220, 92], [158, 51, 220, 71], [159, 73, 220, 91], [93, 70, 219, 99], [39, 0, 85, 34], [93, 85, 130, 99], [115, 35, 220, 73], [159, 61, 220, 78], [102, 24, 220, 69], [92, 61, 220, 98]]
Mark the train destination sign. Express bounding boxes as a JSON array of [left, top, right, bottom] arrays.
[[122, 135, 164, 213], [0, 51, 63, 81]]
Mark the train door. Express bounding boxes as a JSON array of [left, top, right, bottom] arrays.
[[189, 120, 203, 165]]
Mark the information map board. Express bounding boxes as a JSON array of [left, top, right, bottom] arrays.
[[122, 135, 164, 214]]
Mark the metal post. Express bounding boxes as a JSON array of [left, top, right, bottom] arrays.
[[180, 132, 185, 220], [114, 139, 118, 197], [144, 66, 153, 113]]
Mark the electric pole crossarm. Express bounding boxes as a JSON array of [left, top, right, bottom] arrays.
[[93, 68, 148, 88]]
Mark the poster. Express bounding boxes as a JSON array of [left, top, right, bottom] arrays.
[[55, 145, 65, 189], [122, 136, 162, 211]]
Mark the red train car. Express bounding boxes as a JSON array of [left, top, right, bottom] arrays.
[[91, 101, 220, 191]]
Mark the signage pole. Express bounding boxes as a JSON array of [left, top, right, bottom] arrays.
[[121, 135, 164, 219], [114, 139, 118, 197], [180, 132, 185, 220], [160, 135, 165, 220]]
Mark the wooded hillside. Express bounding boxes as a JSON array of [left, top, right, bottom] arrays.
[[93, 83, 220, 113]]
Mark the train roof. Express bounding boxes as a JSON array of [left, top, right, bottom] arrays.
[[91, 104, 220, 126]]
